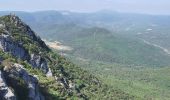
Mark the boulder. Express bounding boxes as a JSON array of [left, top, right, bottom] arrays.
[[0, 70, 16, 100], [30, 54, 48, 73], [4, 63, 44, 100], [46, 68, 53, 77]]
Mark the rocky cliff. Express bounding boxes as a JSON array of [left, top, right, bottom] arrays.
[[0, 70, 16, 100], [3, 63, 44, 100], [0, 14, 50, 100], [0, 14, 49, 73]]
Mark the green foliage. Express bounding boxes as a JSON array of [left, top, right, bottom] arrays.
[[70, 57, 170, 100]]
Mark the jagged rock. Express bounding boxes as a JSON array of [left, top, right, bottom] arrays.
[[0, 34, 49, 73], [0, 24, 5, 29], [0, 24, 3, 27], [0, 15, 50, 74], [0, 70, 16, 100], [68, 81, 75, 89], [30, 54, 48, 73], [0, 33, 49, 73], [55, 76, 66, 87], [0, 34, 29, 60], [4, 63, 44, 100], [46, 68, 53, 77]]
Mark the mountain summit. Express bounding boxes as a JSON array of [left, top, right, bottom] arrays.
[[0, 15, 133, 100]]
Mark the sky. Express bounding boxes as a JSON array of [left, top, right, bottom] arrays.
[[0, 0, 170, 15]]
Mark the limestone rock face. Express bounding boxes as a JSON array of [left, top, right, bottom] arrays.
[[0, 14, 50, 73], [0, 15, 50, 100], [4, 63, 44, 100], [0, 15, 53, 99], [30, 54, 49, 73], [0, 33, 49, 73], [0, 71, 16, 100], [0, 34, 28, 60], [0, 33, 49, 74]]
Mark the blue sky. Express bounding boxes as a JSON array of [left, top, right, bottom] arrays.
[[0, 0, 170, 15]]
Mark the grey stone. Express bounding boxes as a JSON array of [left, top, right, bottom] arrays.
[[4, 63, 44, 100], [0, 34, 28, 60], [30, 54, 48, 73], [46, 68, 53, 77], [0, 71, 16, 100]]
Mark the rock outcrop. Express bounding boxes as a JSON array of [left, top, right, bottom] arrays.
[[46, 68, 52, 77], [30, 54, 48, 73], [4, 63, 44, 100], [0, 34, 29, 60], [0, 14, 49, 74], [0, 33, 49, 74], [0, 71, 16, 100]]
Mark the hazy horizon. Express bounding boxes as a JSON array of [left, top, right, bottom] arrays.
[[0, 0, 170, 15]]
